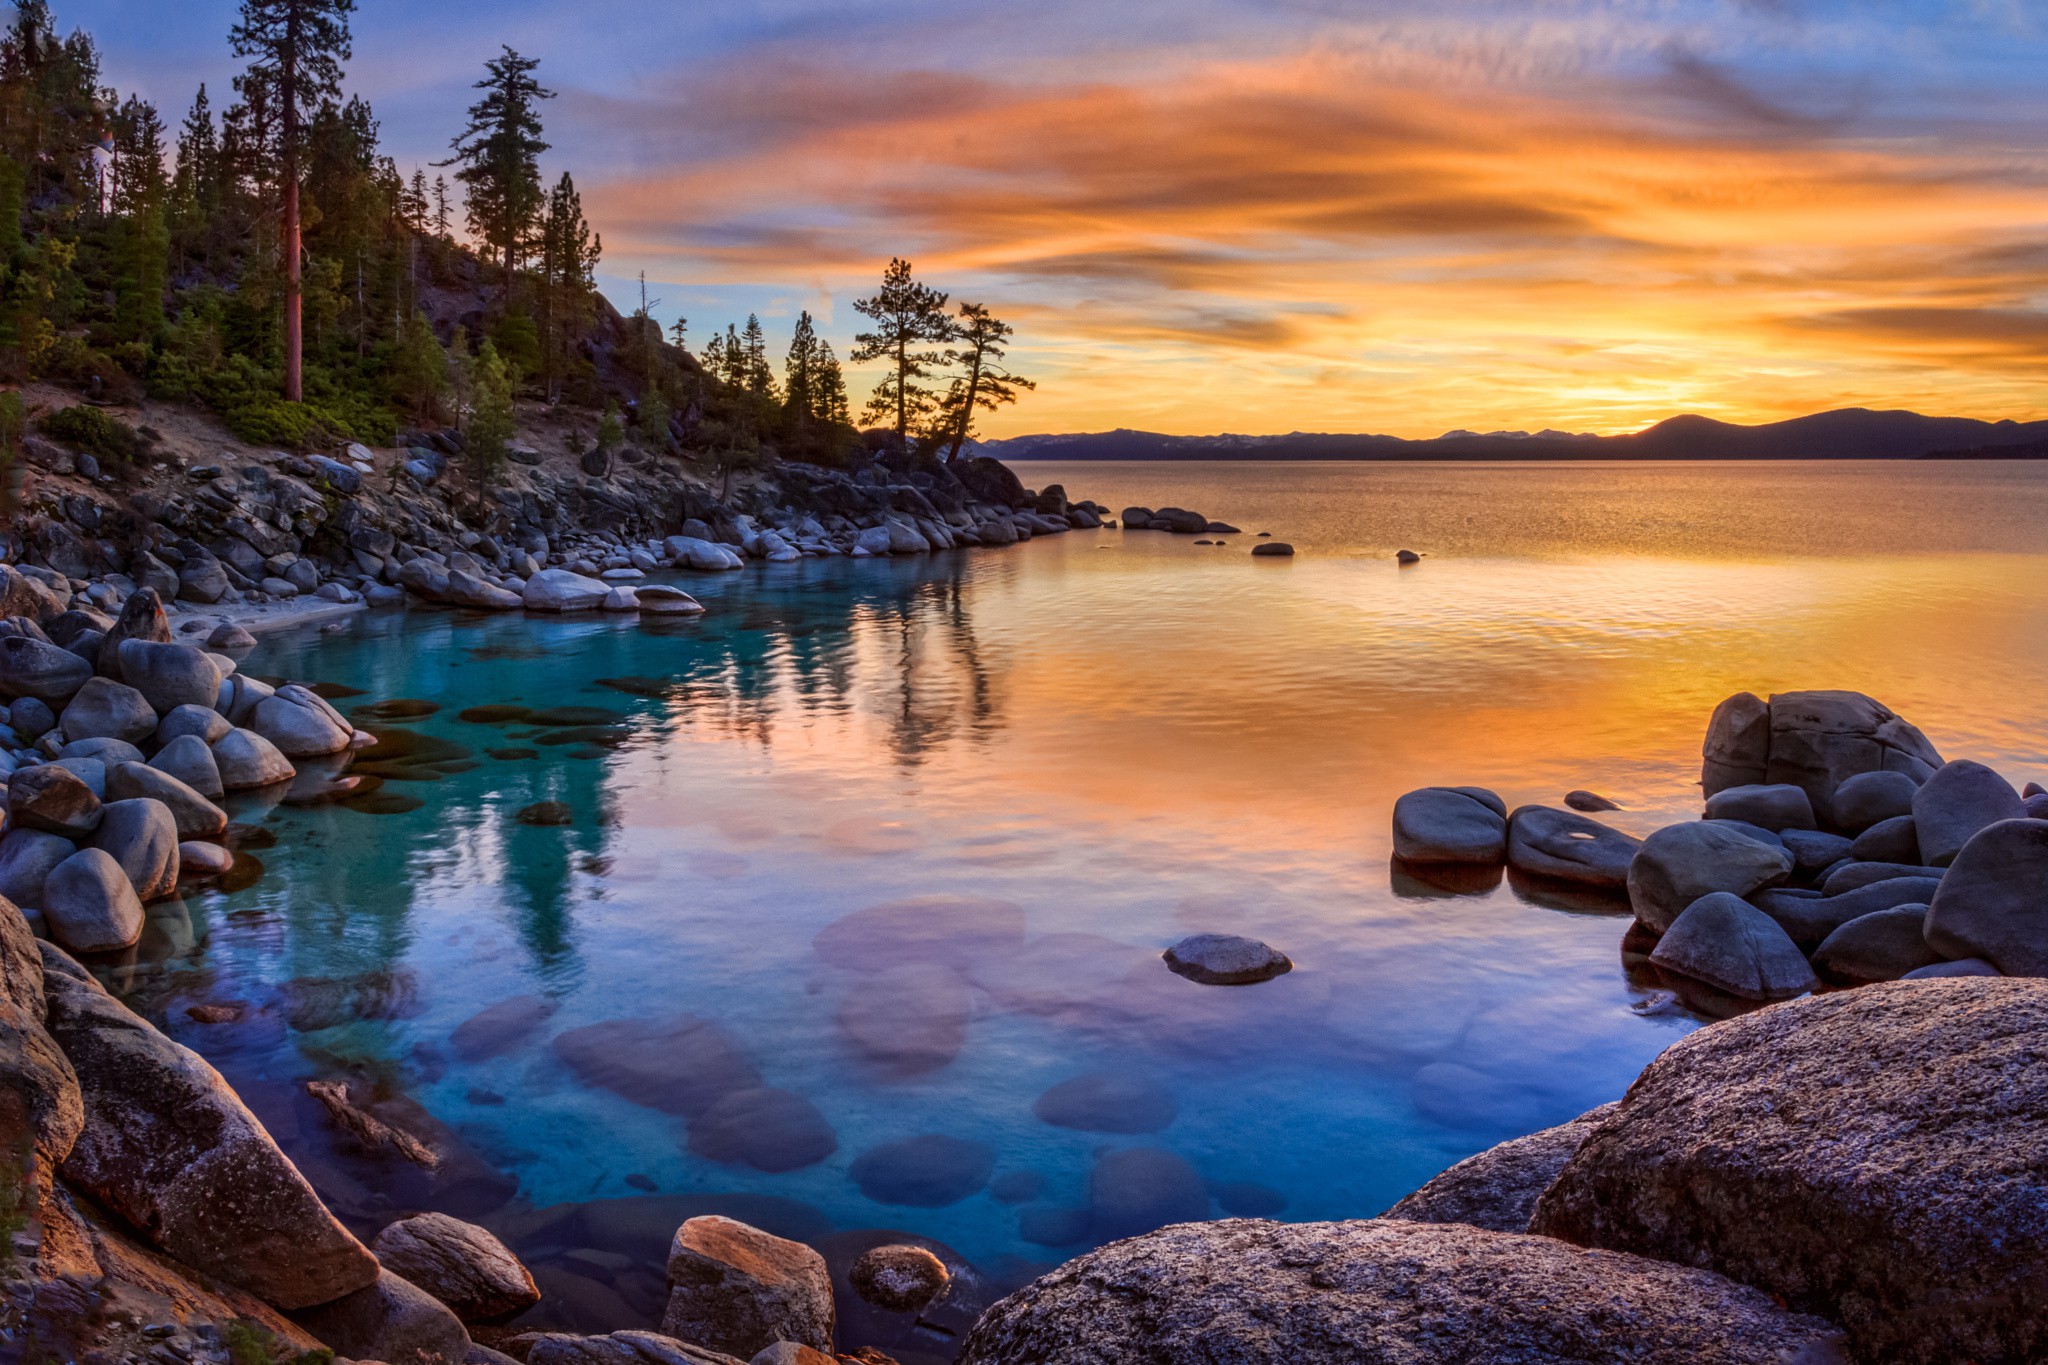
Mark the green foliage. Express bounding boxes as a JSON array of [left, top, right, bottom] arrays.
[[39, 404, 148, 466], [939, 301, 1034, 460], [223, 397, 350, 449], [467, 339, 515, 496], [595, 401, 623, 452], [638, 390, 670, 448], [443, 46, 553, 278], [490, 307, 539, 385]]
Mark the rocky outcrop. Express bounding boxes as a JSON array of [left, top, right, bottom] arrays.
[[1531, 979, 2048, 1365], [372, 1211, 540, 1323], [290, 1266, 471, 1365], [1381, 1103, 1617, 1233], [1703, 690, 1942, 826], [662, 1216, 835, 1360], [1626, 821, 1792, 932], [40, 952, 379, 1309], [957, 1218, 1845, 1364]]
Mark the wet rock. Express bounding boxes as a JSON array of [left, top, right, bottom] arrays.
[[1702, 783, 1816, 832], [59, 676, 156, 744], [552, 1015, 760, 1117], [116, 640, 221, 715], [1833, 769, 1920, 832], [1913, 759, 2023, 867], [1813, 906, 1941, 984], [373, 1212, 541, 1323], [451, 994, 559, 1062], [662, 1215, 835, 1359], [849, 1245, 949, 1315], [516, 800, 574, 826], [1390, 787, 1506, 864], [1764, 690, 1943, 825], [1506, 806, 1641, 889], [1627, 821, 1793, 933], [958, 1218, 1845, 1365], [1032, 1070, 1177, 1134], [524, 569, 612, 612], [1383, 1102, 1619, 1233], [89, 797, 180, 901], [849, 1135, 996, 1207], [211, 727, 297, 789], [1249, 542, 1294, 557], [291, 1267, 471, 1365], [0, 634, 93, 703], [1649, 892, 1815, 1001], [0, 828, 74, 908], [1849, 814, 1920, 865], [157, 702, 232, 745], [1162, 933, 1291, 985], [145, 734, 227, 801], [12, 765, 103, 839], [1564, 790, 1621, 812], [43, 959, 379, 1307], [686, 1087, 838, 1173], [637, 585, 705, 615], [107, 762, 226, 838], [836, 962, 971, 1073], [1924, 818, 2048, 975], [176, 841, 233, 878], [1088, 1147, 1208, 1240], [252, 685, 354, 757], [1532, 979, 2048, 1365], [525, 1332, 745, 1365], [1754, 877, 1944, 952]]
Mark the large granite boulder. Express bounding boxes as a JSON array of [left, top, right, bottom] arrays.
[[1531, 979, 2048, 1364], [95, 588, 172, 681], [1754, 876, 1944, 951], [1626, 821, 1792, 932], [1812, 906, 1942, 984], [1924, 819, 2048, 975], [89, 798, 180, 901], [9, 763, 102, 838], [59, 677, 156, 744], [0, 828, 74, 908], [1700, 691, 1771, 795], [290, 1267, 470, 1365], [1505, 806, 1640, 888], [1832, 769, 1919, 833], [116, 640, 222, 715], [251, 685, 353, 757], [0, 634, 93, 704], [662, 1216, 834, 1359], [0, 919, 83, 1199], [1912, 760, 2023, 868], [42, 848, 144, 952], [957, 1218, 1845, 1365], [1648, 892, 1815, 1001], [107, 761, 227, 838], [1390, 787, 1506, 864], [665, 537, 746, 572], [1764, 691, 1943, 825], [524, 569, 611, 612], [42, 959, 379, 1308], [1382, 1103, 1618, 1233], [372, 1212, 540, 1323], [1703, 783, 1816, 832], [211, 727, 296, 789]]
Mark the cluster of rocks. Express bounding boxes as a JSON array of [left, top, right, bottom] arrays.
[[1394, 688, 2048, 1006], [966, 976, 2045, 1363]]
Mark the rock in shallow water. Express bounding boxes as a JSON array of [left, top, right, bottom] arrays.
[[1032, 1069, 1177, 1134], [1531, 979, 2048, 1365], [1627, 820, 1793, 933], [835, 961, 971, 1073], [1649, 892, 1815, 1001], [552, 1015, 759, 1117], [849, 1134, 995, 1207], [686, 1087, 837, 1173], [661, 1215, 835, 1360], [1088, 1147, 1209, 1240], [957, 1218, 1845, 1365], [372, 1211, 540, 1323], [849, 1243, 950, 1315], [42, 847, 144, 952], [1390, 786, 1505, 864], [1506, 805, 1640, 888], [1161, 933, 1291, 985]]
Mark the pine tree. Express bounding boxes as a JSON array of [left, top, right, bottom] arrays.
[[229, 0, 356, 403], [432, 173, 451, 237], [442, 46, 552, 294], [941, 302, 1034, 461], [537, 170, 597, 397], [741, 313, 775, 398], [784, 310, 819, 424], [668, 317, 687, 349], [171, 84, 221, 223], [850, 257, 955, 441], [467, 338, 515, 506], [720, 323, 745, 388], [813, 339, 848, 425], [110, 95, 169, 341], [402, 167, 428, 233]]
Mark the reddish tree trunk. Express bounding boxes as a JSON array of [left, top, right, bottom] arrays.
[[284, 173, 302, 402]]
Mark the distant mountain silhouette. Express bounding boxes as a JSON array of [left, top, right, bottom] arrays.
[[977, 409, 2048, 462]]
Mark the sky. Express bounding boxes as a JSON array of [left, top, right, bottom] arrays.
[[47, 0, 2048, 438]]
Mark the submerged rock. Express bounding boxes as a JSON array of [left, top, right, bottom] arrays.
[[1161, 933, 1291, 985], [686, 1087, 837, 1173], [662, 1215, 835, 1360], [1087, 1147, 1209, 1240], [1382, 1102, 1618, 1233], [553, 1014, 760, 1117], [849, 1135, 996, 1208], [958, 1218, 1844, 1365], [1032, 1070, 1177, 1134], [836, 962, 971, 1073]]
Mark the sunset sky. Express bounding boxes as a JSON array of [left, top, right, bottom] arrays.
[[59, 0, 2048, 438]]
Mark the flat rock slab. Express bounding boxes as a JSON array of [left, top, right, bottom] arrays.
[[958, 1218, 1845, 1365], [1383, 1103, 1618, 1233], [1506, 806, 1641, 888], [1531, 979, 2048, 1365], [1162, 933, 1291, 985], [1390, 787, 1506, 864]]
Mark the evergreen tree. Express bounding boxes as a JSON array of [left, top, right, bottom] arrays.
[[720, 323, 745, 388], [850, 257, 955, 440], [941, 302, 1033, 461], [668, 317, 687, 349], [388, 308, 448, 418], [442, 46, 551, 292], [402, 167, 428, 233], [171, 84, 222, 223], [784, 310, 819, 424], [110, 95, 169, 341], [813, 339, 848, 425], [432, 172, 451, 237], [467, 338, 514, 506], [229, 0, 357, 403], [537, 170, 597, 397], [741, 313, 774, 398]]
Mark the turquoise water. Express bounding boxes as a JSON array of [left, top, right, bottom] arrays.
[[102, 461, 2048, 1358]]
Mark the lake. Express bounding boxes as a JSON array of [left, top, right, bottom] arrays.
[[115, 460, 2048, 1359]]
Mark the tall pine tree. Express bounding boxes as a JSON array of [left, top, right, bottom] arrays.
[[851, 257, 954, 441], [443, 46, 551, 297], [941, 302, 1033, 461]]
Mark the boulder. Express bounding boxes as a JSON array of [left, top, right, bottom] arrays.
[[957, 1218, 1845, 1365], [10, 763, 103, 838], [115, 640, 222, 715], [1832, 769, 1919, 833], [637, 585, 705, 615], [848, 1244, 950, 1314], [1702, 783, 1816, 832], [1849, 814, 1920, 866], [1924, 819, 2048, 976], [177, 841, 233, 878], [218, 673, 276, 725], [686, 1087, 837, 1173], [0, 634, 93, 703], [1764, 690, 1943, 825], [177, 557, 230, 605], [1912, 760, 2023, 867], [836, 963, 971, 1074], [61, 736, 143, 767], [372, 1212, 541, 1323], [523, 569, 611, 612], [89, 798, 180, 901], [1162, 933, 1291, 985], [661, 1216, 835, 1359], [1390, 787, 1506, 864], [665, 537, 746, 572], [145, 735, 227, 802], [1648, 892, 1816, 1000], [1812, 906, 1941, 984], [42, 848, 146, 952], [8, 696, 53, 741], [1627, 821, 1793, 933], [446, 571, 524, 611], [602, 586, 641, 612], [525, 1332, 745, 1365], [291, 1267, 470, 1365], [1700, 691, 1771, 795], [1820, 860, 1942, 897], [1754, 877, 1944, 951], [211, 727, 297, 789], [1382, 1102, 1619, 1233], [1780, 828, 1853, 876], [0, 829, 75, 908], [1904, 957, 2001, 979], [95, 588, 172, 681], [1505, 806, 1641, 888], [43, 960, 379, 1307], [1531, 979, 2048, 1365], [59, 677, 157, 744], [156, 703, 232, 746], [251, 686, 353, 757], [0, 922, 82, 1190]]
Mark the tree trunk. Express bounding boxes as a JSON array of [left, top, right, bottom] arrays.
[[947, 347, 985, 463], [896, 335, 907, 440], [282, 30, 302, 404]]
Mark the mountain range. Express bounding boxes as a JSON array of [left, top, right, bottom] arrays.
[[975, 409, 2048, 462]]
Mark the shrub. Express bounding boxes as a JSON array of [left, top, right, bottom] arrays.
[[224, 399, 351, 451], [38, 404, 148, 467]]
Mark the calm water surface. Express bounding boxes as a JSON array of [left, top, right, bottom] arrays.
[[113, 461, 2048, 1353]]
